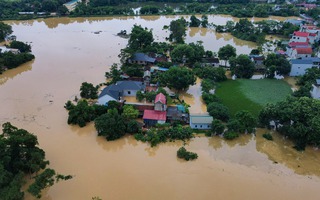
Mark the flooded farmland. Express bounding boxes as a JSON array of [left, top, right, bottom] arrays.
[[1, 15, 320, 200]]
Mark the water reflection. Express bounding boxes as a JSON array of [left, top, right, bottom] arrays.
[[0, 60, 33, 85], [256, 129, 320, 177]]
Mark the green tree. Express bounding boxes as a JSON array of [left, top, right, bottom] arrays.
[[177, 147, 198, 161], [122, 105, 139, 120], [126, 120, 140, 134], [201, 15, 208, 28], [264, 53, 291, 76], [0, 22, 12, 41], [28, 168, 56, 199], [9, 41, 31, 53], [235, 110, 256, 133], [189, 15, 201, 27], [259, 97, 320, 150], [67, 100, 95, 127], [169, 18, 187, 44], [160, 67, 196, 91], [229, 54, 255, 79], [207, 102, 230, 122], [210, 119, 225, 135], [128, 25, 154, 51], [105, 63, 121, 84], [218, 44, 236, 67], [94, 108, 126, 140], [80, 82, 98, 99]]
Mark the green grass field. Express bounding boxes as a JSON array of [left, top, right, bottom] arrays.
[[215, 79, 292, 117]]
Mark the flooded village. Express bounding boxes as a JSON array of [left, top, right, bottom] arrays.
[[1, 3, 320, 199]]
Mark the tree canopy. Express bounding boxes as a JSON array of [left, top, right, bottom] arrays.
[[128, 25, 154, 52], [263, 53, 291, 76], [169, 18, 187, 44], [229, 54, 255, 79], [218, 44, 236, 66], [0, 122, 71, 199], [80, 82, 98, 99], [259, 97, 320, 150], [94, 108, 127, 140], [160, 67, 196, 91], [0, 22, 12, 41]]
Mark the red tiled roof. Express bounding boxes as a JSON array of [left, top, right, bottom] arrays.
[[302, 25, 319, 30], [310, 33, 317, 37], [155, 93, 166, 104], [293, 31, 309, 37], [143, 110, 167, 121], [288, 41, 310, 47], [294, 47, 313, 54]]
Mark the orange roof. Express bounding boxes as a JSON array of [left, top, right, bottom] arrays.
[[294, 47, 313, 54]]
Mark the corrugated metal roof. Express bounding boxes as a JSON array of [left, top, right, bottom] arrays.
[[190, 115, 213, 124], [132, 53, 156, 63], [143, 110, 166, 121], [291, 57, 320, 64]]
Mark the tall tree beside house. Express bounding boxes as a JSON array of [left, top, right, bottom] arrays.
[[80, 82, 98, 99], [263, 53, 291, 76], [128, 25, 154, 52], [94, 108, 126, 141], [0, 22, 12, 41], [229, 54, 255, 79], [160, 67, 196, 91], [218, 44, 236, 67], [207, 102, 230, 122], [169, 18, 187, 44]]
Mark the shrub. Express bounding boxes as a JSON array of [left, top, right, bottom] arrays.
[[262, 133, 273, 141], [223, 132, 239, 140], [177, 147, 198, 161]]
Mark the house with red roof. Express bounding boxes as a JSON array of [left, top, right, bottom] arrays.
[[154, 93, 166, 111], [291, 47, 313, 59], [143, 93, 167, 126], [290, 31, 310, 43], [296, 3, 317, 10], [286, 41, 311, 58]]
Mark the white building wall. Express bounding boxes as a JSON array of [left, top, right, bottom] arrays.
[[97, 95, 117, 105], [290, 63, 312, 76], [123, 90, 138, 97], [289, 36, 308, 43]]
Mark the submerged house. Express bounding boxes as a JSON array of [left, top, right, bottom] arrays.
[[128, 53, 156, 65], [189, 115, 213, 130], [98, 81, 145, 105], [143, 93, 167, 126], [201, 57, 220, 67]]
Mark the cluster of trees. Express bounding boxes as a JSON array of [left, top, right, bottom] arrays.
[[0, 122, 72, 199], [177, 147, 198, 161], [189, 15, 208, 28], [259, 97, 320, 151], [80, 82, 99, 99], [215, 2, 297, 18], [0, 23, 35, 73], [216, 19, 299, 44], [170, 42, 205, 64], [134, 125, 193, 147], [94, 105, 140, 140], [159, 66, 196, 91], [0, 0, 69, 20], [65, 100, 109, 127], [293, 68, 320, 98]]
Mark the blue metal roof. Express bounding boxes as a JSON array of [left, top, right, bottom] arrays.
[[132, 53, 156, 63], [291, 57, 320, 65]]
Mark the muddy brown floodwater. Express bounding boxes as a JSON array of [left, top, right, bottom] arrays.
[[1, 15, 320, 200]]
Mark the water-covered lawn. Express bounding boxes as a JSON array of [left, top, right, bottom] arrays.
[[215, 79, 292, 117]]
